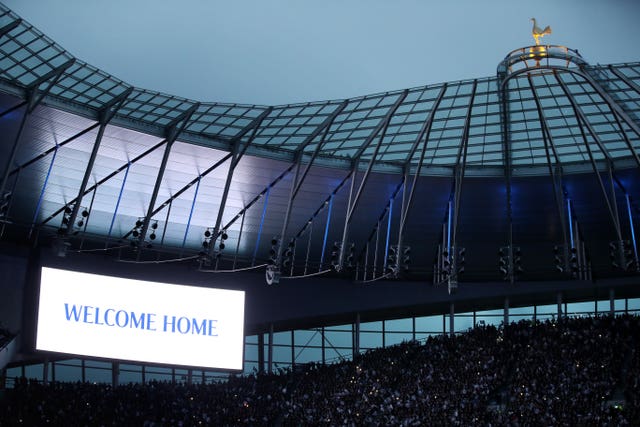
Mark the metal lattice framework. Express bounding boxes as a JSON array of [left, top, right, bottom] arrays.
[[1, 4, 639, 176], [1, 3, 640, 286]]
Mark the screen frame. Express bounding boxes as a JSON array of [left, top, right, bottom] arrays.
[[35, 266, 246, 372]]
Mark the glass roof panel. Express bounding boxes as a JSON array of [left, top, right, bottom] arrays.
[[1, 2, 639, 174]]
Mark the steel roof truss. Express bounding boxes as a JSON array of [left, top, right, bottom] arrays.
[[136, 104, 200, 249], [40, 139, 168, 228], [0, 18, 21, 39], [206, 108, 274, 258]]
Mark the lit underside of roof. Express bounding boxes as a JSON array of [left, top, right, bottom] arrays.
[[1, 3, 639, 287]]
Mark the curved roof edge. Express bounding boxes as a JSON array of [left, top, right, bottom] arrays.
[[1, 3, 640, 175]]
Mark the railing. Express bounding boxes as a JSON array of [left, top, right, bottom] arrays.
[[497, 45, 588, 82]]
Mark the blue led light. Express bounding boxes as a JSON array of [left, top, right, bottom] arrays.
[[319, 194, 334, 267], [252, 186, 270, 264], [383, 198, 393, 269], [567, 198, 574, 249]]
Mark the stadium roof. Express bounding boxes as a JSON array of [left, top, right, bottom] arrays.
[[0, 2, 639, 288]]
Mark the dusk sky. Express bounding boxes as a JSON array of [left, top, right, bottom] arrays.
[[4, 0, 640, 105]]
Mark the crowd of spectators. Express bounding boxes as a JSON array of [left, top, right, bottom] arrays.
[[2, 314, 639, 425]]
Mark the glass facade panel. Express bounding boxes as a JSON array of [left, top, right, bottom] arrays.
[[272, 331, 291, 346], [245, 343, 259, 363], [295, 330, 322, 347], [294, 346, 322, 364], [360, 331, 382, 349], [243, 361, 259, 376], [629, 298, 640, 313], [54, 360, 82, 383], [145, 366, 173, 382], [536, 304, 558, 321], [596, 299, 611, 313], [476, 308, 503, 327], [119, 364, 142, 384], [385, 331, 412, 346], [272, 345, 292, 365], [415, 315, 443, 334], [385, 318, 412, 332], [509, 306, 532, 315], [85, 367, 111, 384], [455, 313, 474, 332], [566, 301, 595, 316], [325, 347, 350, 363], [324, 329, 352, 348], [360, 321, 382, 332]]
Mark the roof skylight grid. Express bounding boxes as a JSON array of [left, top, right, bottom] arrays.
[[0, 0, 639, 175]]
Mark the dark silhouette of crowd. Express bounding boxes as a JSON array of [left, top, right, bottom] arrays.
[[2, 314, 639, 425]]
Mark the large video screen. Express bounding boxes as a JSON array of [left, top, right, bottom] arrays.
[[36, 267, 245, 370]]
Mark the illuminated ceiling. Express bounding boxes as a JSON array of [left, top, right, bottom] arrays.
[[1, 3, 639, 286]]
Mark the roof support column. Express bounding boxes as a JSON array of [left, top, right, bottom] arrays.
[[0, 58, 75, 199], [136, 104, 199, 250], [9, 122, 101, 180], [528, 76, 571, 272], [41, 138, 167, 228], [337, 91, 408, 270], [447, 80, 477, 290], [556, 74, 623, 243], [267, 102, 347, 275], [208, 108, 272, 258], [578, 68, 640, 141], [273, 153, 303, 270], [394, 85, 448, 275], [63, 88, 133, 238]]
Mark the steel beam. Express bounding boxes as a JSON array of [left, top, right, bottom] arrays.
[[577, 68, 640, 140], [556, 73, 623, 240], [136, 103, 200, 247], [221, 164, 296, 235], [41, 139, 167, 227], [63, 88, 133, 237], [0, 55, 72, 214], [290, 100, 348, 201], [0, 18, 21, 38], [274, 154, 303, 268], [527, 76, 570, 262], [293, 171, 353, 240], [336, 91, 408, 269], [253, 102, 348, 268], [358, 179, 405, 273], [351, 91, 408, 160], [0, 100, 27, 119], [449, 80, 478, 283], [207, 108, 273, 257], [555, 72, 615, 162], [395, 85, 448, 256], [608, 65, 640, 96], [25, 58, 76, 113], [181, 177, 201, 250], [252, 186, 270, 266], [116, 152, 232, 240], [9, 122, 101, 178]]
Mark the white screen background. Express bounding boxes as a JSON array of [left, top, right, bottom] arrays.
[[36, 267, 245, 370]]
